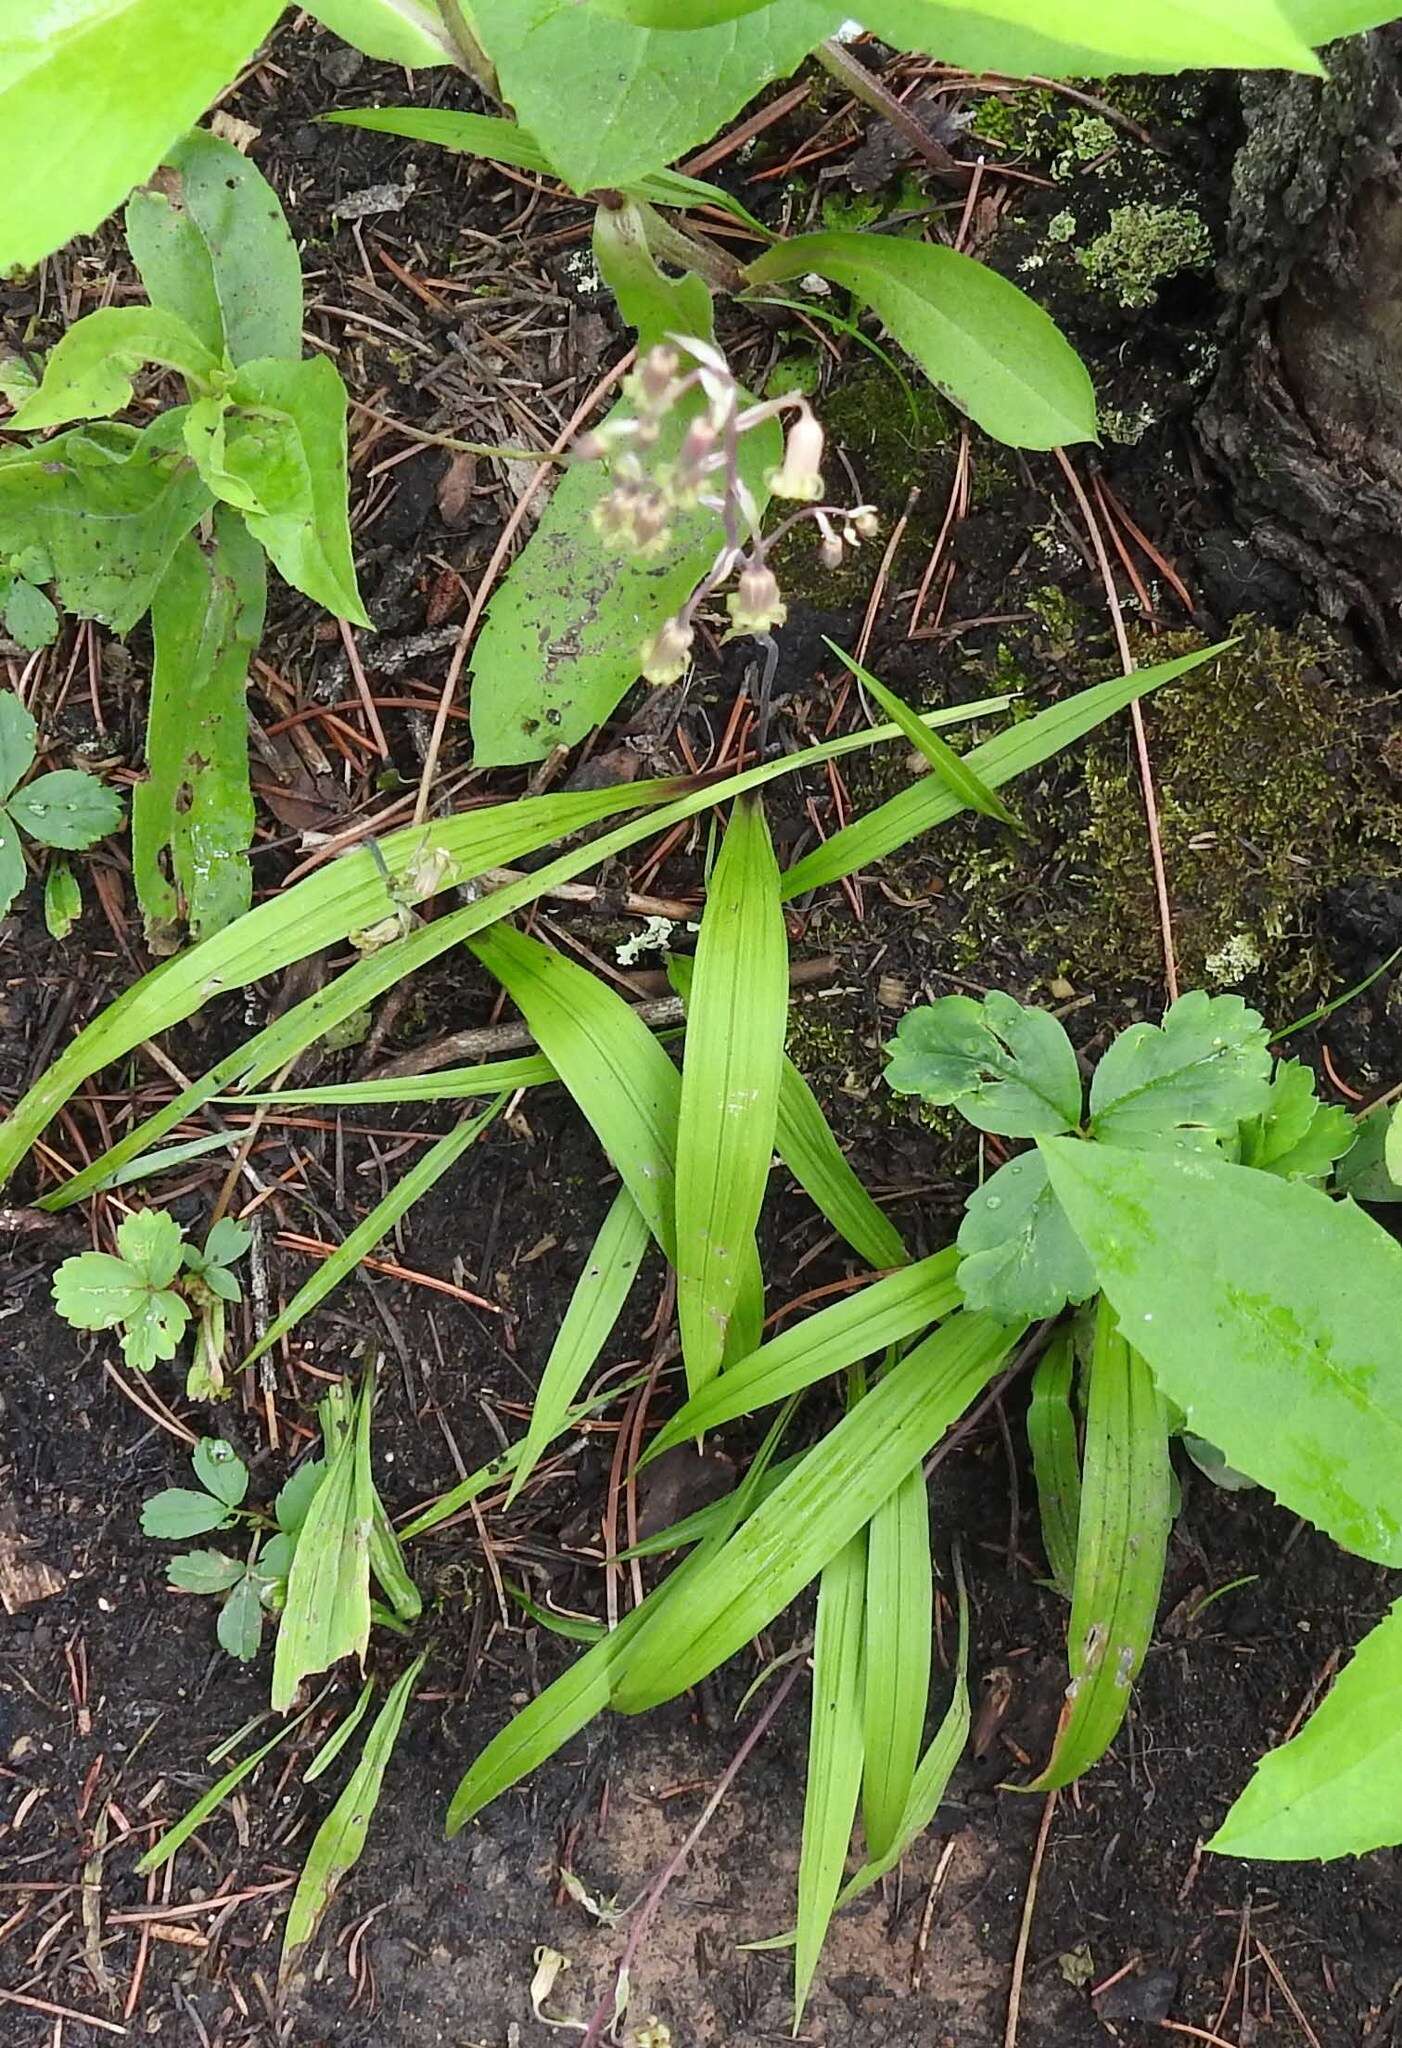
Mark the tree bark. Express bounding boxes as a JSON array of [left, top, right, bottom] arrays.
[[1200, 28, 1402, 658]]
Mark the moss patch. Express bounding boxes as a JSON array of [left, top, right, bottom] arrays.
[[1077, 201, 1212, 309]]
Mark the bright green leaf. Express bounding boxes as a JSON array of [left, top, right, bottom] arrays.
[[1335, 1105, 1402, 1204], [675, 798, 787, 1392], [745, 231, 1098, 450], [217, 1574, 264, 1660], [306, 0, 458, 64], [468, 0, 840, 193], [272, 1378, 375, 1711], [1239, 1059, 1354, 1181], [1027, 1332, 1080, 1599], [8, 769, 123, 850], [276, 1460, 326, 1534], [0, 690, 36, 799], [862, 1461, 931, 1859], [859, 0, 1320, 77], [794, 1529, 866, 2028], [3, 575, 59, 650], [1029, 1297, 1171, 1790], [225, 356, 369, 625], [193, 1437, 249, 1508], [594, 195, 714, 342], [826, 640, 1019, 826], [182, 397, 263, 512], [0, 414, 213, 634], [134, 511, 265, 945], [120, 1288, 190, 1371], [167, 1549, 246, 1593], [0, 808, 24, 916], [0, 1, 281, 274], [43, 859, 81, 939], [53, 1251, 147, 1330], [591, 0, 777, 20], [7, 307, 221, 432], [774, 1054, 909, 1271], [136, 1691, 321, 1876], [1211, 1598, 1402, 1860], [886, 991, 1082, 1137], [957, 1149, 1097, 1321], [116, 1208, 185, 1287], [142, 1487, 234, 1539], [1089, 991, 1272, 1149], [1041, 1139, 1402, 1567], [127, 127, 302, 366]]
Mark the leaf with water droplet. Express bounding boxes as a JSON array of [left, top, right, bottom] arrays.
[[957, 1147, 1097, 1320], [0, 806, 25, 918], [0, 689, 37, 802], [7, 768, 124, 850], [886, 991, 1082, 1137], [1089, 991, 1271, 1150]]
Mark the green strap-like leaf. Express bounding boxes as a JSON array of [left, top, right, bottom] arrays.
[[0, 0, 282, 274], [136, 1689, 323, 1876], [794, 1529, 867, 2028], [1026, 1332, 1081, 1599], [861, 1459, 932, 1859], [135, 509, 265, 945], [271, 1377, 376, 1712], [825, 640, 1018, 827], [745, 230, 1097, 451], [775, 1056, 909, 1272], [1042, 1138, 1402, 1568], [611, 1309, 1022, 1713], [279, 1654, 425, 1982], [645, 1247, 962, 1460], [506, 1187, 651, 1505], [676, 798, 788, 1393], [1029, 1297, 1171, 1790]]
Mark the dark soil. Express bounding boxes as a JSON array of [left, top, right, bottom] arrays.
[[3, 21, 1402, 2048]]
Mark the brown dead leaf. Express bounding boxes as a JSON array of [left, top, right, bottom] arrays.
[[436, 449, 477, 525]]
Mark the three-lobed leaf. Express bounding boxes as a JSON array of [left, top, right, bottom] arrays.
[[1088, 990, 1272, 1149], [886, 991, 1083, 1136]]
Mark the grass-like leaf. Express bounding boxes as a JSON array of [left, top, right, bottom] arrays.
[[794, 1530, 867, 2027], [861, 1458, 932, 1859], [675, 797, 788, 1392], [611, 1310, 1022, 1713], [1029, 1296, 1171, 1791], [775, 1056, 908, 1271], [279, 1654, 425, 1982], [271, 1374, 376, 1713], [136, 1689, 322, 1876], [506, 1187, 651, 1506], [824, 639, 1018, 826], [1026, 1331, 1081, 1598], [645, 1247, 961, 1461]]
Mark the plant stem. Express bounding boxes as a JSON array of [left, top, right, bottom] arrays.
[[434, 0, 498, 93], [816, 38, 960, 179], [635, 199, 747, 295]]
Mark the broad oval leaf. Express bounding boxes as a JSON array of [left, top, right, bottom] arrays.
[[886, 991, 1082, 1137], [193, 1437, 249, 1508], [467, 0, 840, 193], [675, 797, 788, 1392], [0, 0, 281, 273], [745, 231, 1097, 450], [1089, 990, 1272, 1149], [1211, 1598, 1402, 1860], [305, 0, 457, 64], [859, 0, 1319, 76], [591, 0, 778, 21], [167, 1549, 246, 1593], [1041, 1138, 1402, 1567], [141, 1487, 234, 1539], [127, 128, 303, 367], [216, 1574, 264, 1661], [43, 859, 81, 939], [7, 306, 220, 432], [8, 769, 124, 850]]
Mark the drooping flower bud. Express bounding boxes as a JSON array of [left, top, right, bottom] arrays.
[[625, 344, 682, 416], [766, 406, 825, 502], [726, 560, 787, 636], [572, 429, 610, 463], [850, 505, 880, 539], [639, 615, 695, 685], [818, 530, 845, 571]]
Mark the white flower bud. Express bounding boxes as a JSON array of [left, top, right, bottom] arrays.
[[819, 531, 844, 571], [640, 615, 695, 685], [851, 505, 880, 538], [766, 407, 825, 502], [726, 560, 787, 636]]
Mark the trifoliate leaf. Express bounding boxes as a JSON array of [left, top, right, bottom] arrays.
[[120, 1289, 190, 1371], [142, 1488, 235, 1539], [53, 1250, 148, 1330], [192, 1437, 249, 1508], [7, 767, 124, 849], [167, 1549, 246, 1593], [1239, 1059, 1353, 1182], [114, 1209, 185, 1288], [885, 992, 1083, 1136], [3, 576, 58, 651], [956, 1149, 1097, 1320], [1089, 991, 1272, 1148], [217, 1575, 265, 1661], [0, 689, 37, 801], [43, 859, 81, 938], [275, 1458, 326, 1534]]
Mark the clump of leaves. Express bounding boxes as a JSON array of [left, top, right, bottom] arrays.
[[0, 543, 58, 649], [0, 688, 122, 918], [52, 1207, 250, 1389]]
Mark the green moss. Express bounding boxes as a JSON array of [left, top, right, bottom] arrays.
[[1077, 202, 1211, 309], [1076, 621, 1402, 1008], [1051, 112, 1119, 179]]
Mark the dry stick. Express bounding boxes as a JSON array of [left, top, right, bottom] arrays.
[[1003, 1786, 1059, 2048], [1053, 447, 1180, 1002], [580, 1662, 804, 2048], [0, 1986, 127, 2036], [816, 38, 961, 178], [410, 349, 637, 827], [1253, 1938, 1324, 2048], [1159, 2024, 1248, 2048]]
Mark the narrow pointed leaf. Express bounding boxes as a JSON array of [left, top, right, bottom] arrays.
[[862, 1460, 932, 1859], [825, 640, 1018, 825], [271, 1379, 375, 1712], [136, 1691, 321, 1875], [676, 798, 787, 1392], [1026, 1332, 1080, 1598], [1029, 1298, 1171, 1790], [775, 1057, 909, 1271], [795, 1530, 866, 2027], [7, 306, 220, 431]]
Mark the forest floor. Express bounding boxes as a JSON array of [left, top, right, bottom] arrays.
[[3, 20, 1402, 2048]]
